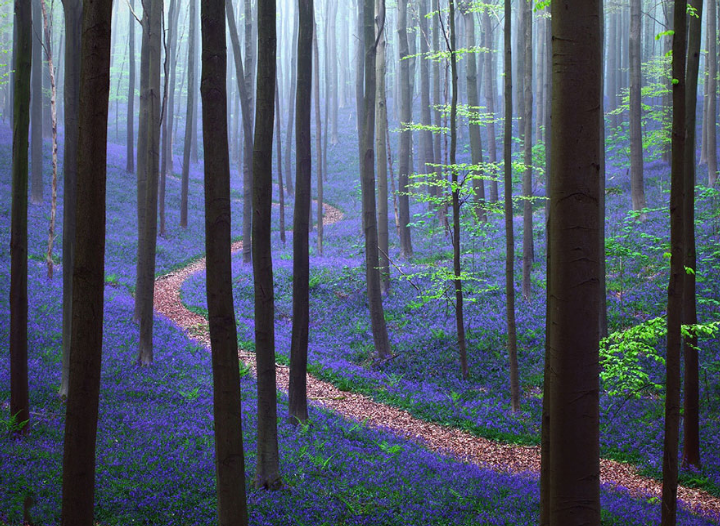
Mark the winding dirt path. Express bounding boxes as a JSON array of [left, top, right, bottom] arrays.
[[154, 201, 720, 520]]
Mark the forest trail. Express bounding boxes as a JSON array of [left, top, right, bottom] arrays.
[[153, 201, 720, 520]]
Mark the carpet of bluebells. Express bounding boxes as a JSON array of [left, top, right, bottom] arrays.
[[1, 94, 719, 526]]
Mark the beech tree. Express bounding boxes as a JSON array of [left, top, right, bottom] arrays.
[[541, 0, 602, 523], [180, 0, 198, 228], [126, 0, 136, 173], [521, 0, 533, 300], [30, 0, 43, 205], [397, 0, 413, 257], [60, 0, 113, 521], [629, 0, 646, 212], [200, 0, 249, 521], [376, 0, 390, 293]]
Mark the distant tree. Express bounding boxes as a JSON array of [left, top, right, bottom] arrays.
[[135, 0, 163, 365], [30, 0, 42, 205], [180, 0, 197, 229], [418, 0, 435, 214], [275, 83, 286, 244], [59, 0, 82, 399], [521, 0, 533, 300], [397, 0, 413, 258], [701, 0, 717, 185], [10, 0, 32, 437], [60, 0, 113, 521], [284, 9, 298, 195], [629, 0, 646, 212], [662, 0, 687, 522], [240, 0, 256, 264], [432, 0, 443, 209], [126, 0, 136, 173], [200, 0, 249, 521], [289, 0, 313, 425], [375, 0, 390, 293], [253, 0, 281, 491], [540, 0, 602, 523], [482, 3, 499, 204], [312, 15, 324, 253]]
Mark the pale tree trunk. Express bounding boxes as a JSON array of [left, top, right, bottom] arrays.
[[253, 0, 281, 490], [503, 0, 519, 414], [705, 0, 717, 186], [418, 0, 434, 212], [180, 0, 197, 228], [276, 83, 286, 245], [376, 0, 390, 294], [629, 0, 646, 212], [126, 0, 136, 173], [200, 0, 250, 520], [31, 0, 43, 205], [483, 5, 499, 203], [10, 0, 31, 437], [312, 17, 323, 240], [432, 0, 443, 210], [542, 0, 602, 522], [241, 0, 256, 264], [662, 0, 687, 521], [361, 0, 391, 359], [397, 0, 413, 257], [327, 0, 338, 144], [284, 8, 298, 195], [59, 0, 81, 399], [41, 0, 58, 280], [521, 0, 533, 300], [136, 0, 163, 366], [60, 0, 112, 521]]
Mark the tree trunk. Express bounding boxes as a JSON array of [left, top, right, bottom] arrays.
[[682, 0, 704, 471], [60, 0, 112, 521], [284, 9, 298, 196], [521, 0, 533, 300], [180, 0, 197, 229], [483, 5, 499, 203], [463, 5, 485, 222], [327, 0, 338, 145], [241, 0, 256, 264], [419, 0, 434, 213], [397, 0, 413, 257], [662, 0, 687, 522], [376, 0, 390, 294], [31, 0, 43, 205], [361, 0, 392, 359], [10, 0, 32, 437], [503, 0, 519, 414], [126, 0, 136, 173], [432, 0, 443, 211], [706, 0, 717, 186], [60, 0, 82, 400], [629, 0, 646, 212], [276, 82, 286, 245], [200, 0, 250, 521], [289, 0, 314, 425], [136, 0, 163, 365], [313, 17, 324, 253], [542, 0, 602, 522]]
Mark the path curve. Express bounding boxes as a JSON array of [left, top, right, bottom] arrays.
[[154, 201, 720, 520]]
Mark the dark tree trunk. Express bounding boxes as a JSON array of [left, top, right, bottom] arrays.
[[397, 0, 413, 257], [629, 0, 646, 212], [275, 82, 286, 245], [662, 0, 687, 522], [542, 0, 602, 522], [10, 0, 32, 437], [180, 0, 197, 229], [200, 0, 250, 521], [59, 0, 82, 400], [376, 0, 390, 293], [289, 0, 314, 425], [30, 0, 43, 205], [126, 0, 136, 173], [60, 0, 112, 521], [241, 0, 255, 264]]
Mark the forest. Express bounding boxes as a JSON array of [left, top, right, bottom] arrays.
[[1, 0, 720, 524]]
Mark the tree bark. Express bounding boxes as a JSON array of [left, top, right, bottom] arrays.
[[313, 16, 324, 253], [276, 82, 286, 245], [463, 5, 485, 222], [431, 0, 443, 210], [289, 0, 314, 425], [521, 0, 533, 300], [376, 0, 390, 293], [327, 0, 338, 144], [180, 0, 197, 228], [10, 0, 32, 437], [629, 0, 646, 212], [706, 0, 717, 186], [397, 0, 413, 257], [60, 0, 112, 521], [418, 0, 434, 214], [284, 9, 298, 196], [30, 0, 43, 205], [126, 0, 136, 173], [543, 0, 602, 522], [483, 5, 499, 203]]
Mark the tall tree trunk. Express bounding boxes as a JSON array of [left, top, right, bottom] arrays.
[[41, 0, 58, 280], [662, 0, 687, 522], [10, 0, 32, 437], [521, 0, 533, 300], [418, 0, 434, 213], [356, 0, 364, 159], [276, 83, 286, 245], [327, 0, 338, 145], [241, 0, 256, 264], [376, 0, 390, 294], [253, 0, 281, 490], [542, 0, 602, 522], [682, 0, 704, 471], [361, 0, 392, 359], [136, 0, 163, 365], [289, 0, 314, 425], [463, 4, 485, 222], [431, 0, 443, 210], [397, 0, 413, 257], [59, 0, 82, 399], [483, 5, 499, 203], [200, 0, 250, 521], [60, 0, 112, 520], [180, 0, 197, 229], [706, 0, 717, 186], [284, 8, 298, 196], [503, 0, 519, 414], [31, 0, 43, 205], [313, 16, 324, 253], [629, 0, 646, 212], [126, 0, 136, 173]]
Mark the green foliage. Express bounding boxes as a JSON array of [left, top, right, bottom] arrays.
[[2, 411, 29, 435]]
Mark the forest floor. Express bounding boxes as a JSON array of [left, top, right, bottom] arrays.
[[154, 201, 720, 520]]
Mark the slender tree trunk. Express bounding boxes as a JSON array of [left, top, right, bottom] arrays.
[[521, 0, 533, 300], [376, 0, 390, 293], [463, 5, 485, 222], [327, 0, 338, 145], [432, 0, 443, 210], [127, 0, 136, 173], [276, 82, 286, 245], [361, 0, 391, 359], [30, 0, 43, 205], [241, 0, 255, 264], [200, 0, 250, 521], [503, 0, 519, 414], [284, 8, 298, 196], [10, 0, 32, 437], [289, 0, 314, 425], [180, 0, 197, 229], [41, 0, 58, 280], [682, 0, 704, 470], [483, 5, 499, 203], [419, 0, 434, 211], [542, 0, 602, 522], [629, 0, 646, 212], [355, 0, 364, 159], [662, 0, 687, 522], [706, 0, 717, 186], [313, 16, 324, 254], [60, 0, 112, 521], [397, 0, 413, 257], [59, 0, 82, 399]]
